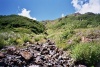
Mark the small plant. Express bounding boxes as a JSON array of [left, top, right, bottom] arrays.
[[0, 34, 8, 48], [0, 39, 6, 49], [23, 36, 30, 43], [73, 37, 81, 43], [34, 37, 40, 42], [15, 38, 24, 45]]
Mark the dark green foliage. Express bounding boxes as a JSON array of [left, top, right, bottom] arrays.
[[0, 15, 45, 34], [0, 14, 46, 48]]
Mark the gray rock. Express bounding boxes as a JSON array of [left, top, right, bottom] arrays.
[[0, 52, 5, 58], [78, 64, 87, 67], [20, 51, 33, 60]]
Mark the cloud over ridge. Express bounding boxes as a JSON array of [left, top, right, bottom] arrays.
[[18, 8, 36, 20], [71, 0, 100, 14]]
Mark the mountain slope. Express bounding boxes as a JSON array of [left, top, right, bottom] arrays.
[[0, 15, 45, 34], [45, 12, 100, 48], [0, 15, 45, 48]]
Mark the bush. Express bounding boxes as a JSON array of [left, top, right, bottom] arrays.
[[15, 38, 24, 45], [0, 34, 8, 48], [0, 39, 6, 49], [61, 30, 74, 39], [22, 35, 30, 43], [71, 42, 100, 66], [34, 38, 40, 42]]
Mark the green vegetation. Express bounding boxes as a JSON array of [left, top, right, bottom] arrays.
[[45, 12, 100, 66], [0, 15, 45, 48], [71, 42, 100, 66], [0, 12, 100, 66], [45, 12, 100, 49], [0, 15, 45, 34]]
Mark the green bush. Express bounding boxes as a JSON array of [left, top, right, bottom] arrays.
[[71, 42, 100, 66], [61, 30, 74, 39], [34, 37, 40, 42], [0, 38, 6, 49], [22, 35, 30, 43], [15, 38, 24, 45]]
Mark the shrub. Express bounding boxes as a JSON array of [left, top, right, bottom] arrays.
[[34, 37, 40, 42], [7, 38, 16, 45], [73, 37, 81, 43], [61, 30, 74, 39], [0, 34, 8, 48], [0, 39, 6, 49], [15, 38, 24, 45], [71, 42, 100, 66], [22, 36, 30, 43]]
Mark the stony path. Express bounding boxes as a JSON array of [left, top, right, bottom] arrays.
[[0, 40, 86, 67]]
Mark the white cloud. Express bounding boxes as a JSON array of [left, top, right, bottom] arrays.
[[71, 0, 100, 14], [18, 8, 36, 20], [61, 13, 64, 17]]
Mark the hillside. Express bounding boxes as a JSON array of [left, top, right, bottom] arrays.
[[45, 12, 100, 48], [45, 12, 100, 67], [44, 12, 100, 66], [0, 13, 100, 66], [0, 15, 45, 34], [0, 15, 45, 48]]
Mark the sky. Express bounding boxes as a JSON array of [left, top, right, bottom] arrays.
[[0, 0, 100, 21]]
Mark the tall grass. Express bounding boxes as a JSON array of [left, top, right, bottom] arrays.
[[71, 42, 100, 66], [0, 31, 34, 47]]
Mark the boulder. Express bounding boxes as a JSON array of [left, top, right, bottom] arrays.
[[0, 52, 5, 58], [20, 51, 33, 60]]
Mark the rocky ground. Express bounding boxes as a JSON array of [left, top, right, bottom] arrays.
[[0, 40, 86, 67]]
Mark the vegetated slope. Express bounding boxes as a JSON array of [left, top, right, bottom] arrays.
[[0, 13, 100, 66], [0, 15, 45, 48], [0, 15, 45, 34], [45, 12, 100, 48], [45, 12, 100, 66]]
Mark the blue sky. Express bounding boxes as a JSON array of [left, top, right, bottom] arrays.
[[0, 0, 75, 20], [0, 0, 100, 21]]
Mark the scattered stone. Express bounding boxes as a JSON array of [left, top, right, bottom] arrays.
[[78, 64, 87, 67], [6, 46, 16, 55], [29, 65, 40, 67], [0, 40, 84, 67]]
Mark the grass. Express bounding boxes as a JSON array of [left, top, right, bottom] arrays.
[[0, 31, 35, 47], [71, 42, 100, 66]]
